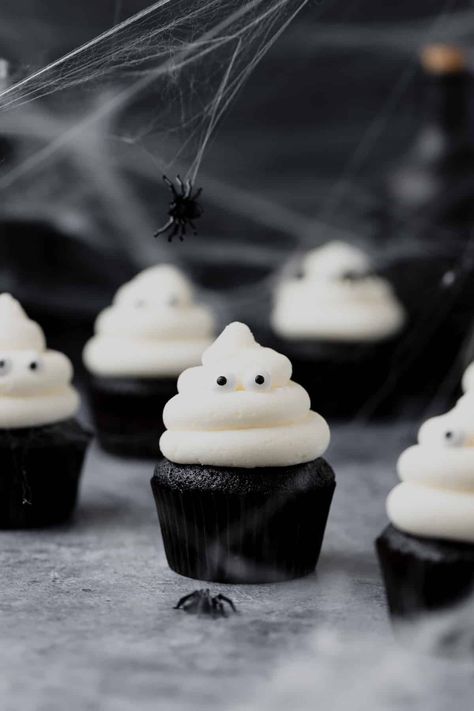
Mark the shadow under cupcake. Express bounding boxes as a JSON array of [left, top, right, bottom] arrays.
[[151, 321, 335, 584]]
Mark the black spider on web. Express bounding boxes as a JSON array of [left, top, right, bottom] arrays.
[[154, 175, 203, 242]]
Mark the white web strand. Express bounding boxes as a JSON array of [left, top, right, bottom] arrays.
[[0, 0, 311, 191]]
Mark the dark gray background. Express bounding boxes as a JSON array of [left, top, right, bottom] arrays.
[[2, 0, 474, 325]]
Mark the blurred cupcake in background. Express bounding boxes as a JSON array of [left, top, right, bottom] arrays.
[[0, 294, 89, 528], [152, 322, 335, 583], [377, 393, 474, 622], [271, 241, 406, 418], [83, 264, 215, 458]]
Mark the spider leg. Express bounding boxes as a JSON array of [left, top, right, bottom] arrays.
[[210, 598, 219, 619], [185, 179, 193, 198], [179, 221, 186, 242], [217, 600, 228, 618], [163, 174, 178, 198], [191, 187, 202, 200], [154, 217, 173, 238], [189, 221, 198, 235], [168, 223, 180, 242], [215, 594, 237, 612], [175, 591, 199, 610], [176, 174, 186, 196]]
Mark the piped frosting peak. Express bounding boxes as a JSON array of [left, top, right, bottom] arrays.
[[83, 264, 215, 378], [0, 293, 46, 351], [0, 294, 79, 428], [303, 241, 371, 280], [160, 322, 330, 468]]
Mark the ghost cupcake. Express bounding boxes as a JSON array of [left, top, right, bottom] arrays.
[[271, 241, 406, 418], [0, 294, 89, 528], [151, 322, 335, 583], [83, 265, 215, 458], [376, 393, 474, 619]]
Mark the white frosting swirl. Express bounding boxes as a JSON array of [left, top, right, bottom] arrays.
[[387, 393, 474, 543], [83, 265, 215, 378], [160, 322, 330, 468], [272, 241, 405, 342], [0, 294, 79, 428], [462, 361, 474, 393]]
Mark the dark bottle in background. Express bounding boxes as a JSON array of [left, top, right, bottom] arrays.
[[379, 44, 474, 414], [386, 44, 474, 228]]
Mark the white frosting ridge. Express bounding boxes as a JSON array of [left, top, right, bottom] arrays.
[[462, 361, 474, 392], [272, 241, 405, 342], [83, 265, 215, 378], [160, 322, 330, 468], [387, 393, 474, 543], [0, 294, 79, 428]]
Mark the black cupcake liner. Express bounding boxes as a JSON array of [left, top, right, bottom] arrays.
[[376, 524, 474, 619], [85, 375, 177, 458], [151, 457, 335, 583], [0, 419, 90, 529]]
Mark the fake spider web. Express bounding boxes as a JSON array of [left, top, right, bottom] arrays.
[[0, 0, 310, 192]]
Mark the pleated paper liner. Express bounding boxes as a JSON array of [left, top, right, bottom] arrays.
[[152, 458, 335, 583], [0, 419, 90, 528]]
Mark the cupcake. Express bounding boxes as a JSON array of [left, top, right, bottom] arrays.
[[0, 294, 89, 528], [151, 322, 335, 583], [376, 393, 474, 619], [83, 265, 215, 458], [271, 241, 406, 418]]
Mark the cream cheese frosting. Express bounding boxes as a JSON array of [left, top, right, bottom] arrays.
[[461, 361, 474, 392], [387, 393, 474, 543], [83, 265, 215, 378], [160, 322, 330, 468], [272, 241, 406, 342], [0, 294, 79, 428]]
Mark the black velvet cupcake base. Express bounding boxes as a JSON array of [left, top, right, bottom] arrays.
[[376, 525, 474, 619], [151, 457, 336, 583], [86, 375, 177, 458], [271, 335, 401, 420], [0, 419, 90, 529]]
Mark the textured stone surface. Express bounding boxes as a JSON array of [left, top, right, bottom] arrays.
[[0, 422, 473, 710]]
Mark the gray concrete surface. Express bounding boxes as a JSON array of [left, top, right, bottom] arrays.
[[0, 422, 472, 711]]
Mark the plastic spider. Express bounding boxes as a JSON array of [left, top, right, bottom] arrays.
[[154, 175, 203, 242], [174, 589, 237, 619]]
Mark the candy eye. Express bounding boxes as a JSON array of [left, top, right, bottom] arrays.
[[213, 373, 237, 392], [340, 269, 370, 282], [443, 429, 465, 447], [340, 270, 358, 282], [28, 358, 42, 373], [0, 358, 12, 376], [244, 370, 272, 392]]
